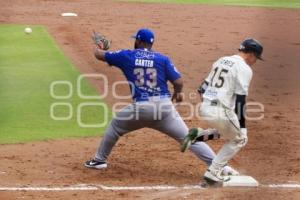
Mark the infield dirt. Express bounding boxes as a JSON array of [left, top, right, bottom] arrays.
[[0, 0, 300, 199]]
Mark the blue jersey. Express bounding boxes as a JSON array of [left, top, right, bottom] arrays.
[[105, 49, 181, 102]]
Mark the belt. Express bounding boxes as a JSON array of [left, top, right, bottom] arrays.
[[210, 100, 219, 106], [203, 99, 219, 106], [134, 96, 171, 103]]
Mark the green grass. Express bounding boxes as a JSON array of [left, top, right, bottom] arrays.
[[0, 25, 111, 144], [123, 0, 300, 8]]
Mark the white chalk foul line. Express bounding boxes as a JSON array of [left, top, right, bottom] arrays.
[[0, 184, 203, 191], [100, 185, 203, 191], [0, 184, 300, 191], [106, 184, 300, 190], [267, 184, 300, 188], [0, 185, 99, 191]]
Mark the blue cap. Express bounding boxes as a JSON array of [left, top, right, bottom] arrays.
[[132, 28, 155, 44]]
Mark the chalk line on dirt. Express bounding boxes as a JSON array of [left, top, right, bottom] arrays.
[[267, 184, 300, 188], [0, 183, 300, 191]]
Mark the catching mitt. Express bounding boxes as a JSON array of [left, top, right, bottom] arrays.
[[92, 31, 111, 50]]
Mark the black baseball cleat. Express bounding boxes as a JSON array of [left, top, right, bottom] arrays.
[[181, 128, 221, 153], [181, 128, 203, 152], [85, 159, 107, 169]]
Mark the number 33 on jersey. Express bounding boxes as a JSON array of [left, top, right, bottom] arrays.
[[104, 49, 181, 102]]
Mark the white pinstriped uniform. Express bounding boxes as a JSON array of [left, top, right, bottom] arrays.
[[200, 55, 252, 167]]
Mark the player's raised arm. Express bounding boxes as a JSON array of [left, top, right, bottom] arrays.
[[92, 31, 111, 61], [94, 48, 106, 61]]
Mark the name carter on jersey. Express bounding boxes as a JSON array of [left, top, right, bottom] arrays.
[[135, 59, 154, 67]]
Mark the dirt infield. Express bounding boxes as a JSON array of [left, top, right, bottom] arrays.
[[1, 0, 300, 199]]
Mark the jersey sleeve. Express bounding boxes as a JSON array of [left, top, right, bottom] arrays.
[[165, 57, 181, 82], [104, 50, 128, 68], [234, 65, 253, 96]]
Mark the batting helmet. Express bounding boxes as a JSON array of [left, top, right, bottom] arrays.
[[239, 38, 264, 60]]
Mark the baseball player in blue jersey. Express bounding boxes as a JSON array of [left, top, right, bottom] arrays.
[[85, 28, 236, 175]]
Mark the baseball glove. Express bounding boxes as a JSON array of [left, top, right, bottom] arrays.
[[92, 31, 111, 50]]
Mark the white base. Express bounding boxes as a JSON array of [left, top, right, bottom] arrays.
[[61, 13, 78, 17], [223, 176, 259, 187]]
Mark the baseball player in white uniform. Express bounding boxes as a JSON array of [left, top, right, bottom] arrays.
[[181, 38, 264, 183]]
